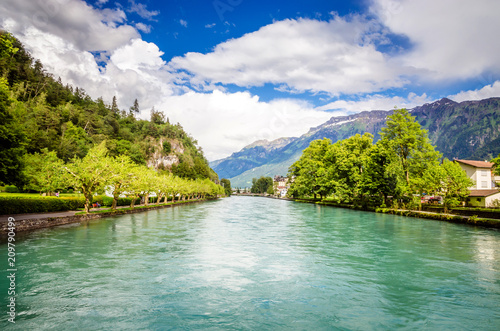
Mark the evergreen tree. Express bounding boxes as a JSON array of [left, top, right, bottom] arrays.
[[111, 96, 119, 115], [129, 98, 140, 116]]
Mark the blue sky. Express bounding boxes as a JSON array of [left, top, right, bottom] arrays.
[[1, 0, 500, 160]]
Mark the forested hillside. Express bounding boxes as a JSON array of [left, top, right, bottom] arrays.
[[0, 31, 217, 187]]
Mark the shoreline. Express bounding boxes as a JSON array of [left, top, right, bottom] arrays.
[[0, 199, 216, 236], [290, 198, 500, 229]]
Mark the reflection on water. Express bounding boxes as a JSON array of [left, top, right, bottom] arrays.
[[1, 197, 499, 330]]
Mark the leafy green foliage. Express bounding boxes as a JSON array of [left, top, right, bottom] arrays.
[[251, 176, 273, 194], [380, 108, 440, 188], [5, 185, 19, 193], [221, 178, 231, 196], [492, 153, 500, 176], [0, 196, 84, 214], [0, 77, 26, 186], [420, 159, 474, 211], [163, 141, 172, 154], [288, 108, 470, 210], [23, 148, 69, 194]]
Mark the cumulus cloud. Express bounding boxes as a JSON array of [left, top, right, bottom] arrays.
[[315, 93, 432, 113], [0, 0, 139, 51], [2, 0, 499, 161], [159, 91, 333, 160], [110, 39, 165, 71], [371, 0, 500, 80], [448, 81, 500, 102], [179, 19, 188, 28], [127, 0, 159, 21], [4, 23, 173, 113], [170, 16, 409, 96]]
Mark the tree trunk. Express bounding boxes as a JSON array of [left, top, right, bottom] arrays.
[[84, 191, 92, 214], [130, 195, 137, 208], [145, 193, 149, 206], [112, 193, 119, 210]]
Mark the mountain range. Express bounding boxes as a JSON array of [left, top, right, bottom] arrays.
[[210, 97, 500, 187]]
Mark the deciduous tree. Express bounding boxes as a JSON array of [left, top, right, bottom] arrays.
[[64, 141, 116, 213], [23, 148, 69, 195]]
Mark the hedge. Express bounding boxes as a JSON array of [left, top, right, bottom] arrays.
[[0, 195, 173, 215], [0, 196, 85, 215], [100, 196, 140, 207]]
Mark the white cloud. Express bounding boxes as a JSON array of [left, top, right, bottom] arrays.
[[316, 93, 432, 113], [135, 22, 151, 33], [110, 39, 165, 71], [159, 90, 333, 160], [205, 23, 216, 28], [371, 0, 500, 80], [127, 0, 159, 21], [179, 19, 188, 28], [0, 0, 139, 51], [170, 16, 409, 96], [448, 81, 500, 102], [7, 24, 173, 113], [3, 0, 499, 162]]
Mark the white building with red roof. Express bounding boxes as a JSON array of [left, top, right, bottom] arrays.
[[455, 160, 500, 207]]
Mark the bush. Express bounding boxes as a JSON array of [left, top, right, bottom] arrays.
[[5, 185, 19, 193], [0, 196, 85, 214]]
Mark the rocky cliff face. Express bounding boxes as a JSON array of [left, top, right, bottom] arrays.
[[146, 138, 184, 169], [211, 97, 500, 187]]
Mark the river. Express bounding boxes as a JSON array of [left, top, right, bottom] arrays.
[[1, 196, 500, 330]]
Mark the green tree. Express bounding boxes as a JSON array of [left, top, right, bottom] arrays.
[[251, 176, 273, 194], [129, 98, 139, 117], [64, 141, 117, 213], [492, 153, 500, 176], [111, 96, 119, 116], [163, 140, 172, 154], [108, 155, 138, 209], [421, 159, 474, 212], [379, 108, 440, 193], [325, 133, 373, 202], [221, 178, 232, 196], [360, 141, 404, 206], [23, 149, 68, 194], [0, 77, 26, 185], [150, 106, 165, 125], [288, 138, 331, 198], [140, 167, 159, 206]]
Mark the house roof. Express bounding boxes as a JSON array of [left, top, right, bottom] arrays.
[[456, 159, 494, 168], [469, 189, 500, 197]]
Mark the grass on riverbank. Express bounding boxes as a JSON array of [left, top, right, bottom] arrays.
[[291, 198, 500, 229]]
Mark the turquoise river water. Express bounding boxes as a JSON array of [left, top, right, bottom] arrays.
[[1, 196, 500, 330]]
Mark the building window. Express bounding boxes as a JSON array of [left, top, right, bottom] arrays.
[[481, 181, 488, 188], [481, 170, 488, 176], [477, 198, 481, 202]]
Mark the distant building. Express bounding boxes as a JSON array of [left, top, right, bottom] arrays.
[[273, 175, 290, 198], [456, 160, 500, 207]]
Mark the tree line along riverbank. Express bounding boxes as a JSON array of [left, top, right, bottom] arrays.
[[287, 108, 500, 213], [0, 198, 217, 236]]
